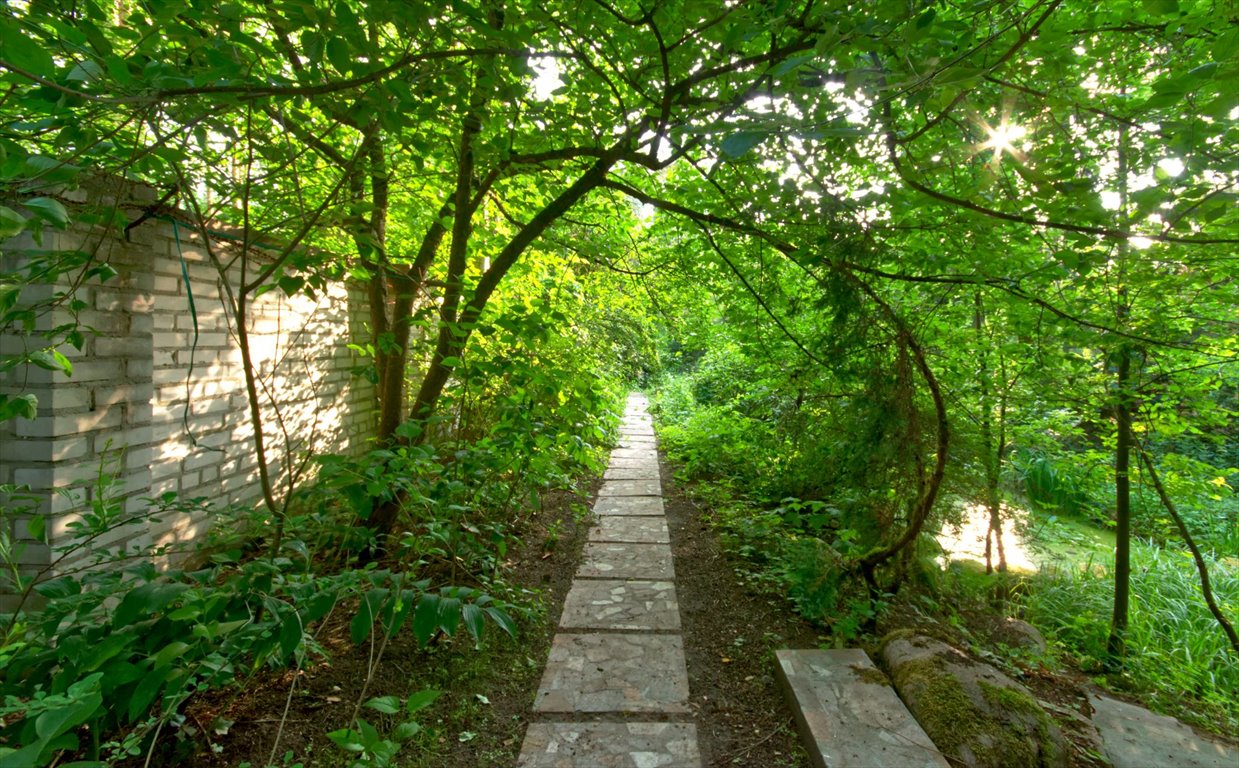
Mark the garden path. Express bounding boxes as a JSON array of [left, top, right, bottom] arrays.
[[517, 392, 702, 767]]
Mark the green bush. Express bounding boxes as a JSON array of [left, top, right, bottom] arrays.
[[0, 483, 516, 767]]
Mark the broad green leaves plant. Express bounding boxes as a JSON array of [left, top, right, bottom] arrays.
[[0, 479, 515, 767], [325, 690, 440, 768]]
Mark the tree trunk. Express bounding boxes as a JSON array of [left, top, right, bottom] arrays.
[[851, 278, 950, 590], [1106, 345, 1133, 666], [975, 292, 1007, 574], [1106, 123, 1133, 668], [366, 148, 627, 541]]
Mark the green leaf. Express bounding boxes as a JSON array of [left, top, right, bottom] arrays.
[[35, 673, 103, 742], [278, 275, 304, 295], [112, 582, 191, 628], [461, 602, 484, 641], [437, 596, 462, 636], [300, 590, 338, 626], [128, 668, 169, 721], [334, 0, 359, 30], [364, 695, 401, 715], [412, 593, 440, 645], [405, 689, 440, 714], [0, 206, 26, 238], [720, 131, 766, 159], [1141, 0, 1178, 15], [104, 54, 133, 85], [326, 37, 353, 74], [0, 22, 57, 78], [935, 66, 985, 85], [326, 728, 366, 752], [28, 349, 72, 375], [384, 588, 417, 639], [484, 606, 516, 637], [1141, 90, 1183, 110], [52, 349, 73, 376], [773, 54, 814, 76], [804, 125, 866, 138], [278, 610, 303, 660], [33, 575, 79, 599], [357, 718, 382, 745], [0, 393, 38, 421], [26, 513, 45, 542], [23, 154, 80, 184], [392, 722, 422, 742], [215, 616, 249, 634], [154, 640, 191, 668], [350, 589, 386, 645], [1186, 62, 1218, 82]]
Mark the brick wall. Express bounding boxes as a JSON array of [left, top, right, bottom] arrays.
[[1, 186, 375, 603]]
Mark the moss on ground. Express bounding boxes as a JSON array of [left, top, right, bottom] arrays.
[[849, 664, 891, 685]]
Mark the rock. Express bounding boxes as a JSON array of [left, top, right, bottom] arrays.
[[1038, 699, 1112, 767], [879, 631, 1069, 768], [996, 618, 1048, 655]]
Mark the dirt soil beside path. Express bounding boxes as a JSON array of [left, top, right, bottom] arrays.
[[661, 460, 820, 768]]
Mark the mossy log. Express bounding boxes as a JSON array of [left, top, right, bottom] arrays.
[[879, 631, 1069, 768]]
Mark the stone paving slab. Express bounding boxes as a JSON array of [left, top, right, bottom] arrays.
[[578, 542, 674, 579], [620, 421, 653, 431], [604, 466, 662, 481], [559, 579, 680, 630], [611, 446, 658, 460], [608, 456, 660, 469], [617, 432, 655, 441], [594, 495, 665, 516], [533, 633, 690, 713], [519, 722, 701, 767], [598, 479, 662, 497], [618, 440, 658, 451], [775, 648, 949, 768], [589, 516, 669, 543], [1089, 694, 1236, 768]]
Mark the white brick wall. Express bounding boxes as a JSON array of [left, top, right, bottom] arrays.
[[2, 187, 376, 606]]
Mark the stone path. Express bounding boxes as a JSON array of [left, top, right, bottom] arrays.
[[1088, 694, 1236, 768], [519, 393, 702, 767]]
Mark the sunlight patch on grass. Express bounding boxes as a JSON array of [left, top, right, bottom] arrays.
[[937, 501, 1040, 573], [937, 501, 1120, 574]]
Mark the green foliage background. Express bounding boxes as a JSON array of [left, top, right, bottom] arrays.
[[1, 0, 1237, 761]]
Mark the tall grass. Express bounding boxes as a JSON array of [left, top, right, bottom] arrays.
[[1022, 541, 1239, 733]]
